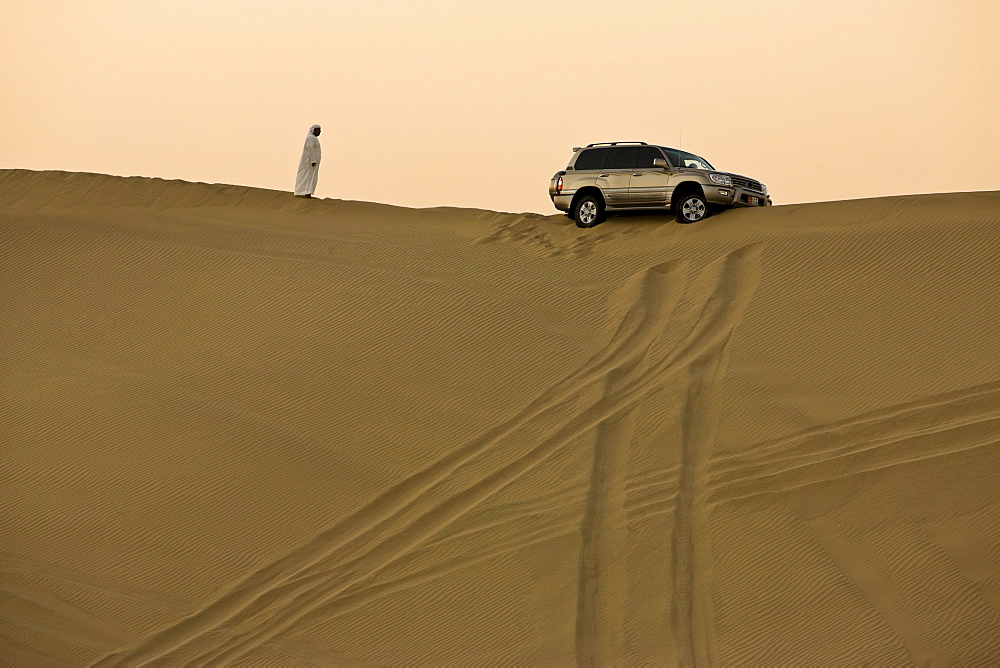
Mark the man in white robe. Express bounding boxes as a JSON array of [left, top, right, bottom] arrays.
[[294, 124, 322, 197]]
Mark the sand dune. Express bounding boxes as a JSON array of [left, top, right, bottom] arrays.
[[2, 169, 999, 666]]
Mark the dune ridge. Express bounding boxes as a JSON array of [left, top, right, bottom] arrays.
[[2, 169, 999, 665]]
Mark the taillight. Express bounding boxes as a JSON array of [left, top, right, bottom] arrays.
[[556, 176, 564, 193]]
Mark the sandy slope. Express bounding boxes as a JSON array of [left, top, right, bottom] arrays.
[[1, 169, 999, 666]]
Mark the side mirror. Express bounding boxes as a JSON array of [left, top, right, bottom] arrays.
[[652, 158, 668, 168]]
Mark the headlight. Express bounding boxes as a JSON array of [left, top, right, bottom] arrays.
[[710, 173, 732, 186]]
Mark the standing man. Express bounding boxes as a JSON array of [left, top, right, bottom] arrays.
[[294, 124, 322, 198]]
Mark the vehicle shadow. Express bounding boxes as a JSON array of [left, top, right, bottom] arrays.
[[599, 210, 680, 227]]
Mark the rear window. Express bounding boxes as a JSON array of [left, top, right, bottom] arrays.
[[573, 148, 609, 170], [605, 146, 638, 170]]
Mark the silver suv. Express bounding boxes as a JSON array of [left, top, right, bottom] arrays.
[[549, 142, 771, 227]]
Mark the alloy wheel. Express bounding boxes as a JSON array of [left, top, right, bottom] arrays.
[[681, 198, 706, 222]]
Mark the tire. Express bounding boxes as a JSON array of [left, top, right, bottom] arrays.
[[675, 192, 710, 224], [573, 194, 605, 228]]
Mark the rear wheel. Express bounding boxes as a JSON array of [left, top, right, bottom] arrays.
[[676, 192, 710, 224], [573, 194, 605, 228]]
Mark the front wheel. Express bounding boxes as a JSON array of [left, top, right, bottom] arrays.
[[573, 195, 605, 228], [676, 192, 710, 224]]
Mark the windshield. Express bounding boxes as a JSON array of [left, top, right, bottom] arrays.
[[662, 148, 714, 171]]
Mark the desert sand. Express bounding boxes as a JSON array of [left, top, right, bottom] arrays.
[[2, 169, 999, 666]]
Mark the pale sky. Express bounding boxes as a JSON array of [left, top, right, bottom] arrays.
[[2, 0, 998, 213]]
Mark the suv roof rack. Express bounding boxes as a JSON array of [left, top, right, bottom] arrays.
[[585, 141, 648, 147]]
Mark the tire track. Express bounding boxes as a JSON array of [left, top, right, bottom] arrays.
[[187, 259, 704, 666], [709, 383, 1000, 505], [93, 246, 762, 666], [184, 246, 763, 668], [711, 381, 1000, 476], [669, 245, 763, 667], [89, 258, 691, 667], [288, 524, 582, 641], [575, 262, 683, 666], [574, 388, 640, 667]]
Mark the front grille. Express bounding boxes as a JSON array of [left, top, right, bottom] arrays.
[[731, 175, 764, 192]]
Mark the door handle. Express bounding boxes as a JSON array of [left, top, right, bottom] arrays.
[[599, 173, 610, 177], [632, 173, 642, 176]]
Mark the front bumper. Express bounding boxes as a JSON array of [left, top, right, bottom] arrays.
[[705, 185, 771, 208]]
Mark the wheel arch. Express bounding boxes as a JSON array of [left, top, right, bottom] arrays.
[[571, 187, 606, 210], [670, 181, 706, 213]]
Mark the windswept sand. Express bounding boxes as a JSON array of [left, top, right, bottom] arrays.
[[2, 169, 999, 666]]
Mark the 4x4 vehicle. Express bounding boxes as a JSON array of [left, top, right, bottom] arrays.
[[549, 142, 771, 228]]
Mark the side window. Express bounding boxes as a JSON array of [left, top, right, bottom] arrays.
[[606, 146, 639, 170], [635, 146, 666, 169], [573, 148, 609, 170], [663, 149, 681, 167]]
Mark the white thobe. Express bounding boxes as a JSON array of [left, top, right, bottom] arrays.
[[294, 134, 322, 196]]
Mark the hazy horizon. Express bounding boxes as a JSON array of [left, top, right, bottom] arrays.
[[3, 0, 998, 213]]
